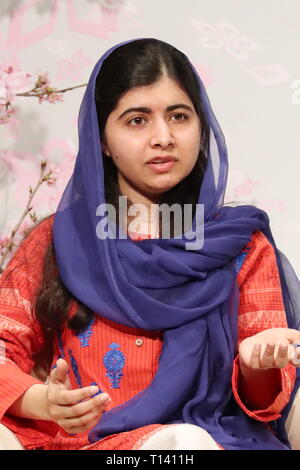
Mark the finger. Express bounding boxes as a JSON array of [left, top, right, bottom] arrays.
[[250, 343, 262, 369], [55, 385, 103, 406], [274, 343, 289, 368], [64, 393, 111, 418], [50, 392, 110, 422], [285, 330, 300, 344], [49, 358, 69, 385], [59, 409, 101, 432], [59, 399, 109, 431], [261, 343, 277, 368], [63, 411, 103, 435], [290, 344, 300, 366]]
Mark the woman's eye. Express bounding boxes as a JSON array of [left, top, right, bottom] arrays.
[[171, 113, 188, 121], [128, 117, 146, 126]]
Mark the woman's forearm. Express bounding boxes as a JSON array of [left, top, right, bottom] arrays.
[[6, 383, 51, 421], [238, 358, 282, 410]]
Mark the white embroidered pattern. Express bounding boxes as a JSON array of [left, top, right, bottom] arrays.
[[238, 310, 287, 332], [0, 287, 33, 322]]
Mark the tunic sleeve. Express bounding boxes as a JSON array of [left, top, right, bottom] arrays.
[[0, 215, 58, 447], [231, 231, 296, 422]]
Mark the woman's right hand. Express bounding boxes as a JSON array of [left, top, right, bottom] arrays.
[[46, 358, 111, 434]]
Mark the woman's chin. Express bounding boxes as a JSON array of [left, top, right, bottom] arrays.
[[144, 188, 175, 201], [145, 179, 182, 197]]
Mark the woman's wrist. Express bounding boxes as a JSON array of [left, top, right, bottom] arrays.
[[7, 383, 51, 421], [238, 356, 282, 409]]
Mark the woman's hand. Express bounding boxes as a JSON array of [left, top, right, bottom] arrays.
[[239, 328, 300, 370], [46, 358, 111, 434]]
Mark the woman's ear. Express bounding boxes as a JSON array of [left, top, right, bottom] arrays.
[[101, 141, 111, 157]]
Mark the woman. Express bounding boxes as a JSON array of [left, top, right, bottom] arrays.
[[0, 38, 300, 450]]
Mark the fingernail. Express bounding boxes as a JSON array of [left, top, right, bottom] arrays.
[[103, 398, 112, 406], [90, 386, 99, 395], [100, 393, 110, 402], [291, 347, 300, 365]]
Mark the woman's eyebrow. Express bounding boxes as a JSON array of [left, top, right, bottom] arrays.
[[117, 103, 194, 120]]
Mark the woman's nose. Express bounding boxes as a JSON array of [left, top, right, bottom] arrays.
[[150, 121, 175, 148]]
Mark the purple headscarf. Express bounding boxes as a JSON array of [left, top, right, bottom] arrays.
[[53, 38, 300, 450]]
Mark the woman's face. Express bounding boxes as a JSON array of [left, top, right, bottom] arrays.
[[102, 75, 202, 205]]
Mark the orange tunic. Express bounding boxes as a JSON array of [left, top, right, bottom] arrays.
[[0, 216, 295, 450]]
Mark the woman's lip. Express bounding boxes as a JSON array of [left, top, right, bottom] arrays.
[[147, 157, 177, 164], [147, 161, 176, 173]]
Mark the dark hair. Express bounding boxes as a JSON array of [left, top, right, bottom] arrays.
[[33, 39, 210, 348]]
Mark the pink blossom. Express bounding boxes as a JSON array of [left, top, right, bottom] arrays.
[[35, 71, 50, 87], [38, 91, 64, 104], [0, 64, 32, 125], [45, 163, 60, 186], [0, 65, 33, 97], [35, 72, 64, 104], [0, 102, 19, 125], [0, 237, 9, 252], [41, 138, 76, 212]]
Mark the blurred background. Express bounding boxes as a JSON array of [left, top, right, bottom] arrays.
[[0, 0, 299, 274]]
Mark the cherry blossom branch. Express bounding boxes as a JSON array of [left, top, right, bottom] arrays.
[[0, 160, 56, 273], [16, 83, 87, 99], [0, 69, 87, 123]]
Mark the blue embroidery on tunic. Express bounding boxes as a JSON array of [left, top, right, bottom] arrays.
[[103, 343, 125, 389], [68, 348, 82, 388], [76, 317, 95, 347], [235, 247, 251, 273], [57, 332, 65, 358], [51, 332, 69, 372]]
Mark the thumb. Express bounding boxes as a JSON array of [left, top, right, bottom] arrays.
[[50, 358, 70, 385], [287, 329, 300, 343]]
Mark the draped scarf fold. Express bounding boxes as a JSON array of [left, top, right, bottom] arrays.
[[53, 38, 300, 450]]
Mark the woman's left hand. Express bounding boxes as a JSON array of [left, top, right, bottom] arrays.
[[238, 328, 300, 370]]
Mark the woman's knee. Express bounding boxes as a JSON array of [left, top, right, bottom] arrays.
[[139, 423, 221, 450], [0, 423, 25, 450]]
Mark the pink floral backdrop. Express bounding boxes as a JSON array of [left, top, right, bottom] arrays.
[[0, 0, 299, 274]]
